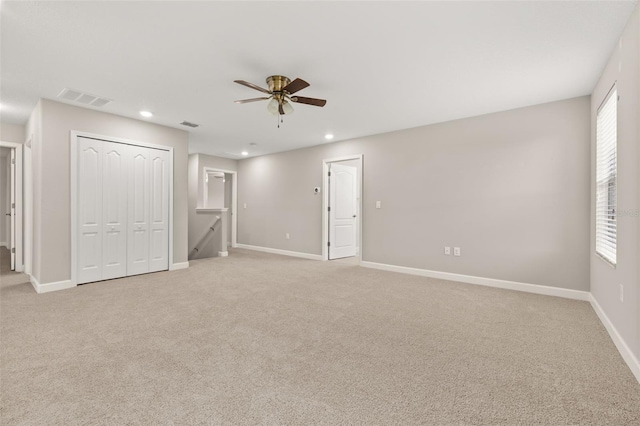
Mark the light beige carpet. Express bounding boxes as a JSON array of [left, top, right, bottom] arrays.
[[1, 247, 639, 425]]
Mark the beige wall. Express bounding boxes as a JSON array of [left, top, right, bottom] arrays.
[[224, 173, 233, 244], [26, 101, 42, 279], [206, 172, 225, 209], [188, 154, 200, 255], [590, 7, 640, 365], [0, 122, 25, 144], [238, 96, 591, 291], [34, 99, 189, 284]]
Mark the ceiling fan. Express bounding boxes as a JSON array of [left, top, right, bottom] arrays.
[[234, 75, 327, 119]]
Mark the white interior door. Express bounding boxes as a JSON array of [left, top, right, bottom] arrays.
[[148, 148, 169, 272], [9, 149, 15, 270], [77, 137, 103, 284], [102, 142, 128, 280], [128, 145, 151, 276], [329, 163, 357, 260]]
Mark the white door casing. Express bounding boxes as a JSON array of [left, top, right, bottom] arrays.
[[329, 163, 357, 260], [9, 149, 15, 270], [1, 141, 23, 273], [127, 145, 151, 276], [71, 131, 174, 288], [102, 141, 128, 280], [77, 137, 103, 284], [149, 148, 169, 272]]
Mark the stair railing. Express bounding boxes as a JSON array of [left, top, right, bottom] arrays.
[[189, 215, 221, 260]]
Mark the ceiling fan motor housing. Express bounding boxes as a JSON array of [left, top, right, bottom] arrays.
[[266, 75, 291, 93]]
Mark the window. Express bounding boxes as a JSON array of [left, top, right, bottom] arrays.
[[595, 86, 617, 266]]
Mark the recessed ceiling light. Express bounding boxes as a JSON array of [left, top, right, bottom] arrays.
[[241, 151, 248, 156], [325, 134, 334, 140], [139, 110, 153, 118]]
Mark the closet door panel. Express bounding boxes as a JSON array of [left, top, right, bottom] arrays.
[[102, 142, 128, 280], [127, 146, 151, 275], [77, 137, 103, 284], [149, 149, 170, 272]]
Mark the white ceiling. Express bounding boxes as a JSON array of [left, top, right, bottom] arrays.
[[1, 1, 637, 158]]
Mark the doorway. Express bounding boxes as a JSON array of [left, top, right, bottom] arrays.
[[0, 141, 23, 272], [202, 167, 237, 248], [322, 155, 363, 262]]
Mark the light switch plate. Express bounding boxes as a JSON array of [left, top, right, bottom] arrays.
[[376, 201, 381, 209], [454, 247, 461, 257], [444, 246, 451, 255]]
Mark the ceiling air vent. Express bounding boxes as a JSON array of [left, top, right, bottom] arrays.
[[180, 121, 200, 128], [57, 88, 112, 107]]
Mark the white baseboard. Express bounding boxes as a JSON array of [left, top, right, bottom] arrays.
[[218, 251, 228, 257], [360, 261, 590, 301], [590, 294, 640, 383], [30, 275, 75, 294], [170, 261, 189, 271], [236, 244, 323, 261]]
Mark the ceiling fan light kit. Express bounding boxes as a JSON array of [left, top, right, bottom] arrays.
[[234, 75, 327, 127]]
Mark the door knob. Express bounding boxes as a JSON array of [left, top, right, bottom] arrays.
[[353, 215, 357, 218]]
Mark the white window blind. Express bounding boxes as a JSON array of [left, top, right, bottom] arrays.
[[596, 87, 617, 266]]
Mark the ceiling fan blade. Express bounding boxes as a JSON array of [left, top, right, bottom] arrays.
[[282, 78, 310, 94], [291, 96, 327, 107], [234, 97, 270, 104], [234, 80, 271, 95]]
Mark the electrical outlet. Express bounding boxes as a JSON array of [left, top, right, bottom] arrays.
[[376, 201, 381, 209], [444, 246, 451, 255], [454, 247, 461, 257], [620, 284, 624, 303], [286, 233, 290, 240]]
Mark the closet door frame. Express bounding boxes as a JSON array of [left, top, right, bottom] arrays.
[[70, 131, 175, 287]]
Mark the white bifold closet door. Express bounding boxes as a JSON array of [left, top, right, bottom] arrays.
[[77, 138, 104, 284], [127, 146, 170, 275], [148, 149, 170, 272], [102, 141, 128, 280], [127, 145, 151, 276], [77, 137, 169, 284]]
